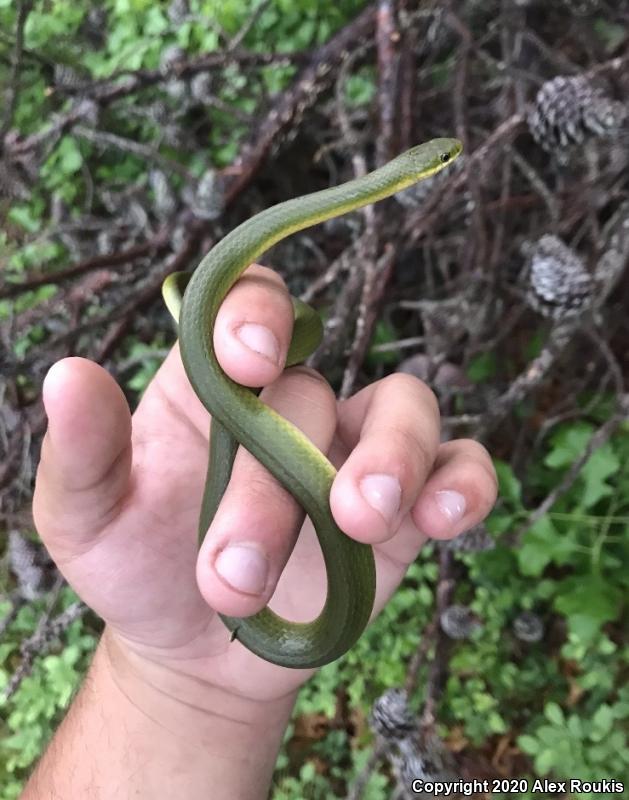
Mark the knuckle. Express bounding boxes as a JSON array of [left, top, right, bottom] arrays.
[[456, 438, 492, 462], [282, 366, 335, 406], [386, 372, 440, 416], [467, 466, 499, 516], [285, 364, 327, 385], [374, 425, 435, 483], [442, 439, 497, 492]]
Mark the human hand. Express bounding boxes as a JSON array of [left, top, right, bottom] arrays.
[[33, 264, 497, 709]]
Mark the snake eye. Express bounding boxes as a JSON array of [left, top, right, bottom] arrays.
[[439, 152, 451, 164]]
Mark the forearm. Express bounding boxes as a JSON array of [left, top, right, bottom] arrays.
[[21, 629, 296, 800]]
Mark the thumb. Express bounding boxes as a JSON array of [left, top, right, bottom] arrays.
[[33, 357, 132, 561]]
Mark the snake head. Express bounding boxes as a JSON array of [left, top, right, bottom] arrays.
[[403, 137, 463, 179]]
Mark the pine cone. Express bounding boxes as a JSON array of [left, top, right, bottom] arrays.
[[160, 45, 186, 74], [8, 532, 49, 600], [167, 0, 190, 24], [80, 7, 108, 48], [75, 98, 100, 128], [149, 169, 177, 218], [370, 689, 416, 742], [396, 735, 458, 791], [190, 72, 213, 104], [53, 64, 87, 90], [513, 611, 544, 643], [440, 604, 481, 640], [525, 235, 593, 320], [0, 160, 31, 200], [528, 75, 627, 154], [443, 523, 495, 552], [190, 169, 224, 220]]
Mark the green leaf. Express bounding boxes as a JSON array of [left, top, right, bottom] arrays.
[[467, 352, 497, 382], [554, 575, 621, 642], [590, 704, 614, 740], [517, 516, 573, 576], [8, 205, 42, 233], [345, 71, 376, 107], [57, 136, 83, 174], [593, 19, 626, 52], [544, 701, 564, 726], [535, 748, 557, 774], [518, 734, 539, 754], [493, 460, 521, 504], [579, 443, 620, 508], [367, 320, 399, 365], [544, 422, 594, 469]]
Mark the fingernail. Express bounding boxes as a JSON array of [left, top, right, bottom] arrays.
[[236, 323, 280, 364], [359, 474, 401, 524], [435, 490, 466, 523], [215, 544, 268, 595]]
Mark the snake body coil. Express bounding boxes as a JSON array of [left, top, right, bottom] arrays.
[[172, 138, 462, 668]]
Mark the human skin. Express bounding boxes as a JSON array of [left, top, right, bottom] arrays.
[[24, 264, 497, 799]]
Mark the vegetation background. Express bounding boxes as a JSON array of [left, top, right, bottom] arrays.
[[1, 0, 628, 798]]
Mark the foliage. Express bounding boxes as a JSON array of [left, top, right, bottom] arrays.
[[0, 589, 98, 799]]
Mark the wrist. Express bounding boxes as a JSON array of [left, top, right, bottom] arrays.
[[95, 628, 296, 798], [102, 627, 296, 740]]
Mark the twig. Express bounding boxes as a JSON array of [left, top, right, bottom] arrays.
[[370, 335, 425, 353], [376, 0, 400, 165], [476, 321, 577, 439], [345, 741, 389, 800], [509, 145, 560, 227], [3, 575, 81, 701], [227, 0, 272, 51], [307, 240, 367, 374], [74, 125, 194, 180], [584, 326, 625, 398], [445, 3, 487, 274], [340, 242, 396, 399], [94, 221, 205, 363], [0, 591, 23, 639], [419, 549, 456, 730], [404, 617, 438, 698]]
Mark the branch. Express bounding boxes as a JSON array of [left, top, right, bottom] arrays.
[[419, 549, 456, 731], [375, 0, 400, 165], [340, 241, 395, 399], [3, 579, 87, 701], [74, 125, 194, 180]]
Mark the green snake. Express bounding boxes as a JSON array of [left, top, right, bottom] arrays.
[[162, 137, 462, 668]]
